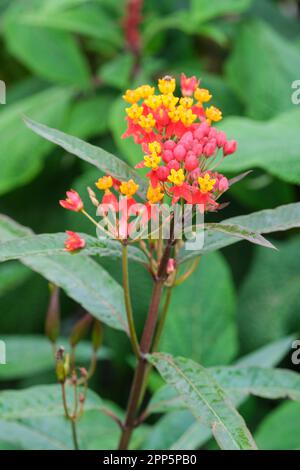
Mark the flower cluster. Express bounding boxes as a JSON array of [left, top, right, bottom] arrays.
[[59, 74, 238, 249], [122, 74, 237, 208]]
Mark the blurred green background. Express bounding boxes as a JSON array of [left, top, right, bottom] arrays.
[[0, 0, 300, 450]]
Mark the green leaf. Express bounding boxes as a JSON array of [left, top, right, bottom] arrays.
[[226, 20, 300, 119], [22, 2, 123, 49], [205, 223, 275, 250], [160, 252, 238, 366], [148, 353, 257, 450], [210, 367, 300, 402], [238, 237, 300, 351], [147, 336, 295, 450], [255, 401, 300, 450], [3, 0, 90, 87], [0, 233, 147, 265], [66, 94, 114, 139], [0, 87, 72, 195], [179, 203, 300, 264], [219, 110, 300, 184], [191, 0, 253, 23], [24, 117, 148, 199], [0, 384, 103, 420], [99, 54, 134, 90], [0, 262, 30, 296], [0, 335, 110, 381], [0, 215, 128, 333], [0, 420, 71, 450]]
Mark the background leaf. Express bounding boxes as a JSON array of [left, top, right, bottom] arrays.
[[160, 252, 237, 366]]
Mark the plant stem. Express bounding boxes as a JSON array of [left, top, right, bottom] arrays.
[[152, 286, 173, 352], [122, 244, 140, 359], [118, 229, 174, 450], [71, 419, 79, 451]]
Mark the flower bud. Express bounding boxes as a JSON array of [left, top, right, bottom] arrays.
[[163, 140, 176, 150], [92, 320, 103, 352], [45, 284, 60, 344], [162, 149, 174, 163], [173, 144, 186, 161], [203, 141, 216, 157], [223, 140, 237, 156], [167, 160, 180, 171], [218, 176, 229, 193], [69, 313, 93, 348], [166, 258, 176, 275], [216, 131, 227, 148], [157, 166, 170, 181], [185, 154, 199, 171]]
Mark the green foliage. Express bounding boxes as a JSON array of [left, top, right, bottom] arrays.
[[0, 0, 300, 452], [148, 353, 257, 450], [160, 252, 238, 366]]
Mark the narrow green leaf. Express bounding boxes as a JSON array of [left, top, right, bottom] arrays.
[[148, 353, 257, 450], [191, 0, 253, 23], [210, 367, 300, 402], [24, 117, 148, 199], [0, 233, 147, 265], [0, 215, 128, 333], [205, 223, 276, 250], [179, 203, 300, 263]]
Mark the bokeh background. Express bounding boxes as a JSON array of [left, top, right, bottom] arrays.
[[0, 0, 300, 450]]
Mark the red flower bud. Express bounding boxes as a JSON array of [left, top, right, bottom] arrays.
[[173, 144, 187, 161], [59, 190, 83, 212], [64, 231, 86, 252], [223, 140, 237, 156], [185, 154, 199, 171]]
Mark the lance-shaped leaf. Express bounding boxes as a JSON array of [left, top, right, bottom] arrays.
[[0, 215, 128, 333], [0, 233, 147, 265], [148, 353, 257, 450], [210, 367, 300, 402], [149, 336, 295, 450], [179, 202, 300, 263], [0, 384, 103, 421], [205, 223, 275, 250], [24, 117, 148, 199]]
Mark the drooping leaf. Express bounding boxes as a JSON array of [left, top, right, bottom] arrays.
[[148, 353, 257, 450], [238, 237, 300, 351], [0, 233, 147, 265], [160, 252, 237, 366], [179, 203, 300, 263], [0, 215, 128, 333], [219, 110, 300, 184], [0, 87, 72, 195], [0, 335, 110, 381], [226, 20, 300, 119], [205, 223, 275, 250], [24, 117, 148, 199]]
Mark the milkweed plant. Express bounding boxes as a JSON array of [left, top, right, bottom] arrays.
[[1, 73, 300, 451]]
